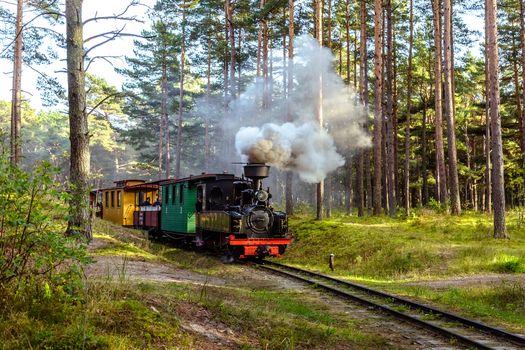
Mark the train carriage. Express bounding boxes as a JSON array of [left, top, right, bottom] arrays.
[[99, 179, 160, 227]]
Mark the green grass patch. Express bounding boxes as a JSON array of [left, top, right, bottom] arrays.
[[280, 210, 525, 280], [278, 209, 525, 331], [188, 283, 389, 349], [93, 240, 159, 261], [382, 282, 525, 332]]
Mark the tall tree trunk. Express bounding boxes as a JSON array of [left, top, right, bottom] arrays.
[[465, 120, 472, 208], [355, 156, 364, 216], [10, 0, 23, 166], [66, 0, 91, 239], [345, 0, 350, 85], [205, 33, 211, 172], [357, 0, 368, 216], [432, 0, 448, 205], [472, 138, 478, 210], [486, 0, 507, 238], [176, 5, 186, 179], [286, 0, 294, 215], [326, 0, 332, 219], [327, 0, 332, 50], [444, 0, 461, 214], [262, 9, 269, 108], [238, 28, 242, 95], [422, 96, 429, 206], [344, 0, 352, 214], [224, 5, 229, 103], [257, 0, 264, 78], [372, 0, 383, 215], [484, 0, 492, 213], [392, 23, 399, 206], [354, 27, 358, 88], [513, 53, 521, 147], [404, 0, 413, 214], [520, 0, 525, 197], [339, 27, 343, 75], [385, 0, 396, 217], [363, 0, 372, 212], [161, 56, 169, 179], [315, 0, 324, 220], [226, 0, 236, 98], [346, 159, 353, 214]]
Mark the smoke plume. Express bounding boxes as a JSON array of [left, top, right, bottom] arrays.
[[232, 35, 370, 182], [235, 123, 344, 183]]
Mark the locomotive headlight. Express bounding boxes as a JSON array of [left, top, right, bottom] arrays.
[[255, 190, 269, 202]]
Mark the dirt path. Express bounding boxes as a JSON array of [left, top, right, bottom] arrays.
[[85, 255, 228, 286]]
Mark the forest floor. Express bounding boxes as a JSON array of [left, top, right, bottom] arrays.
[[81, 218, 483, 349], [4, 210, 523, 349], [280, 208, 525, 334]]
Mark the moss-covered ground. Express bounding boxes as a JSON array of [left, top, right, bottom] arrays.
[[278, 208, 525, 332]]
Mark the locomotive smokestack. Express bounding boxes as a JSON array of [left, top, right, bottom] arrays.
[[243, 163, 270, 190]]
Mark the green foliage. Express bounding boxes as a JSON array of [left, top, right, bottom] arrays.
[[492, 254, 525, 273], [0, 153, 88, 305], [428, 198, 448, 213]]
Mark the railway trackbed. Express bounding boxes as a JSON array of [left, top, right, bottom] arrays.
[[254, 260, 525, 350]]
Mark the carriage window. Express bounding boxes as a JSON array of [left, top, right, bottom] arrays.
[[164, 187, 168, 204], [179, 184, 184, 203], [172, 185, 176, 204], [117, 191, 121, 208], [111, 191, 115, 207], [105, 192, 109, 208], [138, 191, 144, 205]]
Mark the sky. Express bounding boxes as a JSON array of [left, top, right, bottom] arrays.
[[0, 0, 155, 109], [0, 1, 485, 111]]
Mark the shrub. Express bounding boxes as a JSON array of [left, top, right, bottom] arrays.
[[0, 154, 88, 307], [493, 255, 525, 273]]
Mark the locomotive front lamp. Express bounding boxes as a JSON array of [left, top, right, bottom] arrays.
[[256, 189, 269, 202]]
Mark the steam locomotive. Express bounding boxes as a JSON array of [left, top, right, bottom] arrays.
[[97, 163, 290, 259]]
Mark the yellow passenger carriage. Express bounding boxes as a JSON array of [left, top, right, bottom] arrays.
[[99, 179, 160, 227]]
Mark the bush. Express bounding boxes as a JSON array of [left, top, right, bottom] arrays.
[[493, 255, 525, 273], [0, 154, 88, 307]]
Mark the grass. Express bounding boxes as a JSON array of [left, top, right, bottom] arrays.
[[281, 209, 525, 280], [0, 218, 395, 349], [184, 283, 389, 349], [276, 208, 525, 331], [382, 282, 525, 332], [6, 208, 524, 348], [92, 236, 159, 261]]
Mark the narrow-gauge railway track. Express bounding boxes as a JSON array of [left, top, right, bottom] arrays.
[[254, 260, 525, 350]]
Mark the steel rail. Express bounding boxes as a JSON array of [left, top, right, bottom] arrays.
[[257, 261, 525, 350]]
